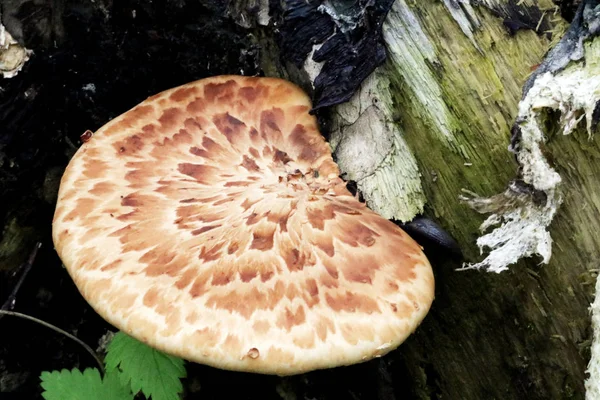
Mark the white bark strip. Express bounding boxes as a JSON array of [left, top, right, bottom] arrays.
[[463, 42, 600, 273]]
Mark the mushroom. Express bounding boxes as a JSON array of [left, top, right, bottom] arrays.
[[52, 75, 434, 375]]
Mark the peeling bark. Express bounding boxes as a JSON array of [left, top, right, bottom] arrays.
[[272, 0, 394, 109], [463, 31, 599, 273]]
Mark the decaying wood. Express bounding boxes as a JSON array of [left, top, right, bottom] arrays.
[[324, 1, 598, 399]]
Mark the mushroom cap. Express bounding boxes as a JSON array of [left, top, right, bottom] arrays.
[[52, 76, 434, 375]]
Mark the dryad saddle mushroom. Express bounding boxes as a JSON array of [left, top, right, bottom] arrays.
[[52, 75, 435, 375]]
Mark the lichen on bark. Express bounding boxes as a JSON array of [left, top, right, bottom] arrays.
[[372, 0, 563, 255], [329, 72, 426, 222]]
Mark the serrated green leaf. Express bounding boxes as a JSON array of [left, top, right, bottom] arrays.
[[105, 331, 187, 400], [40, 368, 132, 400]]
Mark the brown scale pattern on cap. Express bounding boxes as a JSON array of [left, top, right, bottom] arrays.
[[52, 76, 434, 376]]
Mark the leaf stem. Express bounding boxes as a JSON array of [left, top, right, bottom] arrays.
[[0, 310, 105, 373]]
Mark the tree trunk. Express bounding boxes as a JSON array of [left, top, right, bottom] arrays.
[[1, 0, 598, 399], [331, 2, 598, 399]]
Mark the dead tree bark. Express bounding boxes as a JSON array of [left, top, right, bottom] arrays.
[[315, 1, 599, 399]]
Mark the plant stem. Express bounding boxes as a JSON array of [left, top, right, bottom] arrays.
[[0, 310, 105, 373]]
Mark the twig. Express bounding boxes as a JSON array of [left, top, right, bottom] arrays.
[[1, 242, 42, 312], [0, 310, 105, 373]]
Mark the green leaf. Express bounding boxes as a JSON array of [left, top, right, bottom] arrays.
[[105, 331, 187, 400], [40, 368, 132, 400]]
